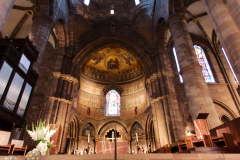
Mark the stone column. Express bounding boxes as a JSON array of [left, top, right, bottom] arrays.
[[0, 0, 16, 30], [224, 0, 240, 31], [60, 101, 72, 153], [67, 138, 72, 155], [45, 97, 55, 121], [151, 100, 161, 150], [45, 72, 61, 121], [167, 13, 221, 129], [94, 139, 98, 154], [202, 0, 240, 82], [128, 138, 131, 153], [29, 13, 55, 72]]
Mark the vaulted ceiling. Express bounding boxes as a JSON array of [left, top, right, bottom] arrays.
[[1, 0, 216, 54]]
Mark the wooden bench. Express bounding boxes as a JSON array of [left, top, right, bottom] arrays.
[[0, 131, 12, 155], [0, 144, 14, 154], [11, 145, 27, 155], [211, 133, 235, 147], [11, 140, 28, 156]]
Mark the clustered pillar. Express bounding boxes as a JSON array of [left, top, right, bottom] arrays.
[[202, 0, 240, 82], [29, 13, 55, 72], [0, 0, 16, 30], [167, 13, 221, 129]]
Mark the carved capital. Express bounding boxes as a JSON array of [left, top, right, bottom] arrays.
[[32, 13, 55, 29], [167, 12, 186, 29], [179, 64, 202, 75], [52, 72, 61, 78], [146, 79, 151, 84]]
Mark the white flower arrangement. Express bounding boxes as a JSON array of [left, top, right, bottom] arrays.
[[26, 120, 58, 155]]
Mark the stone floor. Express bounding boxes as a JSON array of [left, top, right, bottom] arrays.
[[1, 153, 240, 160]]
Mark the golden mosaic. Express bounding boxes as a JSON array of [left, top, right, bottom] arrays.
[[82, 44, 143, 82]]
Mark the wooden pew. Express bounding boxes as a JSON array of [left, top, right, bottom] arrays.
[[11, 140, 28, 156], [211, 133, 235, 147], [0, 131, 13, 155], [177, 136, 195, 152]]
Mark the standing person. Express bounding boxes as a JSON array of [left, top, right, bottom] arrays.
[[138, 147, 142, 154], [90, 149, 93, 154], [142, 147, 144, 154]]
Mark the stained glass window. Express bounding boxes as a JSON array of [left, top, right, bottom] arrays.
[[106, 90, 120, 116], [194, 45, 215, 83]]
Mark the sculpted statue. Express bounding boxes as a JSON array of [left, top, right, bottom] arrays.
[[122, 71, 125, 80], [134, 68, 137, 77], [126, 71, 129, 79]]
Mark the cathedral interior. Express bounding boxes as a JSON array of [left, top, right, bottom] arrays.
[[1, 0, 240, 156]]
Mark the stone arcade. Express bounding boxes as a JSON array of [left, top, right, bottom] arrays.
[[1, 0, 240, 159]]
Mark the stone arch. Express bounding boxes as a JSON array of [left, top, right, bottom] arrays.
[[97, 120, 128, 136], [98, 121, 128, 141], [102, 83, 123, 96], [219, 114, 232, 124], [154, 18, 168, 51], [128, 5, 150, 26], [129, 120, 145, 136], [37, 0, 52, 14], [66, 0, 74, 48], [213, 99, 238, 119], [145, 114, 155, 150], [54, 19, 69, 52], [168, 0, 185, 15], [80, 121, 97, 137]]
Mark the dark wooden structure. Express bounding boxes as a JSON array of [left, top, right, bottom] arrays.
[[11, 144, 28, 156], [0, 36, 38, 134]]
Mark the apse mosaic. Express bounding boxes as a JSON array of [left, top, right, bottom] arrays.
[[81, 83, 101, 95], [82, 44, 143, 82], [132, 123, 144, 136], [194, 45, 215, 83], [126, 94, 145, 108], [105, 90, 121, 116], [82, 124, 94, 137], [80, 96, 100, 108], [125, 82, 144, 95]]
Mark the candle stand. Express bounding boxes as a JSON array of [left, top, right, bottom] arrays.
[[136, 141, 138, 154], [88, 143, 90, 154]]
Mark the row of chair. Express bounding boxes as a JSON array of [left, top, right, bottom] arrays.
[[0, 131, 27, 155], [0, 144, 27, 155], [177, 127, 235, 152]]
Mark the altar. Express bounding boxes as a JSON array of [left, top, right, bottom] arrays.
[[97, 142, 128, 154]]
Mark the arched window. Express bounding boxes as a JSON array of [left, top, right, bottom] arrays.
[[222, 48, 239, 83], [84, 0, 90, 5], [173, 48, 183, 83], [135, 0, 140, 5], [105, 90, 121, 116], [194, 45, 215, 83], [221, 115, 231, 124]]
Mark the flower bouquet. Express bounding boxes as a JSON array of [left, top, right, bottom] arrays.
[[26, 120, 58, 155]]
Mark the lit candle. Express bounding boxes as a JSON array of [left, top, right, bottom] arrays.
[[136, 133, 138, 142], [88, 134, 90, 143]]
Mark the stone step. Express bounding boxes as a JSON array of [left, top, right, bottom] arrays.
[[0, 153, 239, 160]]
